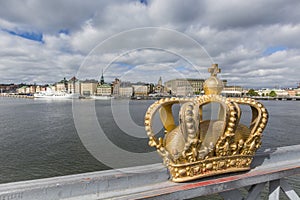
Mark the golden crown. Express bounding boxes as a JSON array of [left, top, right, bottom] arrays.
[[145, 64, 268, 182]]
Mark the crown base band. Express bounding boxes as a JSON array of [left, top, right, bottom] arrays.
[[169, 155, 253, 182]]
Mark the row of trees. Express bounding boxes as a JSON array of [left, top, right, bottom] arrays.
[[247, 89, 277, 97]]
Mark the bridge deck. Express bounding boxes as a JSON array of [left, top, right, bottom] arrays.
[[0, 145, 300, 200]]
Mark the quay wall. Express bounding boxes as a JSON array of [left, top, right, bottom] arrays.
[[0, 93, 34, 99]]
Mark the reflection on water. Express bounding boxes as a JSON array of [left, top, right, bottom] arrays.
[[0, 97, 299, 198]]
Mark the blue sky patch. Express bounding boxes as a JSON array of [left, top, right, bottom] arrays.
[[59, 29, 69, 35], [263, 46, 287, 56], [2, 28, 43, 43], [112, 62, 135, 70], [175, 66, 186, 71], [139, 0, 148, 5]]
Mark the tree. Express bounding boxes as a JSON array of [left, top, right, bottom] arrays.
[[247, 89, 259, 96], [269, 90, 277, 97]]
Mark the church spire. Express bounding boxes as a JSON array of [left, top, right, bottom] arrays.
[[158, 76, 162, 86], [100, 69, 104, 85]]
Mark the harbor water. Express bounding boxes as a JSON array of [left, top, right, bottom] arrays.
[[0, 97, 299, 193]]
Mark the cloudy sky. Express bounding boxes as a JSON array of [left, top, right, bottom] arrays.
[[0, 0, 299, 88]]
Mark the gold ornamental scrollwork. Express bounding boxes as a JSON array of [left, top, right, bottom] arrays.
[[145, 64, 268, 182]]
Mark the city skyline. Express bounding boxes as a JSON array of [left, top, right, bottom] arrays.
[[1, 74, 299, 91], [0, 1, 300, 88]]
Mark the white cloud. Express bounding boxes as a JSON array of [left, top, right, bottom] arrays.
[[0, 0, 299, 87]]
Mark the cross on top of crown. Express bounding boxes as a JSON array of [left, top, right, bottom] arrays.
[[208, 64, 221, 77]]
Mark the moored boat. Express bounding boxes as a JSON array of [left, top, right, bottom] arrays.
[[34, 91, 79, 99], [90, 95, 114, 100]]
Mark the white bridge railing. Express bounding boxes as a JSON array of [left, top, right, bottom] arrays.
[[0, 145, 300, 200]]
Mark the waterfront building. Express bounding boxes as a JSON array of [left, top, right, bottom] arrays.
[[257, 88, 288, 97], [119, 87, 133, 97], [146, 83, 154, 94], [36, 85, 41, 93], [95, 72, 112, 96], [0, 84, 18, 93], [35, 85, 47, 93], [25, 87, 30, 94], [55, 78, 68, 92], [114, 81, 133, 97], [49, 85, 56, 92], [56, 83, 67, 92], [154, 77, 164, 94], [176, 85, 194, 96], [287, 89, 297, 97], [68, 77, 81, 94], [100, 71, 105, 85], [164, 78, 205, 96], [132, 85, 148, 96], [112, 78, 120, 96], [257, 89, 268, 96], [41, 86, 47, 91], [96, 83, 112, 96], [80, 80, 98, 96], [272, 89, 288, 97], [295, 88, 300, 96], [16, 86, 28, 94], [29, 85, 36, 94], [221, 85, 243, 97]]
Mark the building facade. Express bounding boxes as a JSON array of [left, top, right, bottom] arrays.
[[68, 77, 81, 94], [17, 86, 28, 94], [164, 78, 205, 96], [0, 84, 18, 93], [119, 87, 133, 97], [112, 78, 121, 96], [29, 85, 36, 94], [154, 77, 164, 94], [132, 85, 148, 96], [96, 84, 112, 96], [221, 86, 243, 97], [176, 85, 194, 96], [55, 83, 66, 92], [80, 80, 97, 96]]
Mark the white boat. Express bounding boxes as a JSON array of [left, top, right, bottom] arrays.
[[90, 95, 114, 100], [34, 91, 79, 99]]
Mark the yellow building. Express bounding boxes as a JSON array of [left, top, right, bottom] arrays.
[[96, 84, 112, 96], [165, 78, 205, 96], [295, 88, 300, 96], [112, 78, 120, 96], [29, 85, 36, 94], [221, 86, 243, 97], [25, 87, 30, 94], [36, 86, 41, 93], [80, 81, 97, 96], [17, 86, 28, 94], [56, 83, 67, 92], [133, 85, 148, 96], [68, 77, 81, 94], [119, 87, 133, 97], [154, 77, 165, 94]]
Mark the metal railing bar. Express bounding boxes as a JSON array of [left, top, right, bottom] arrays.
[[269, 179, 280, 200], [280, 179, 300, 200], [245, 182, 266, 200]]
